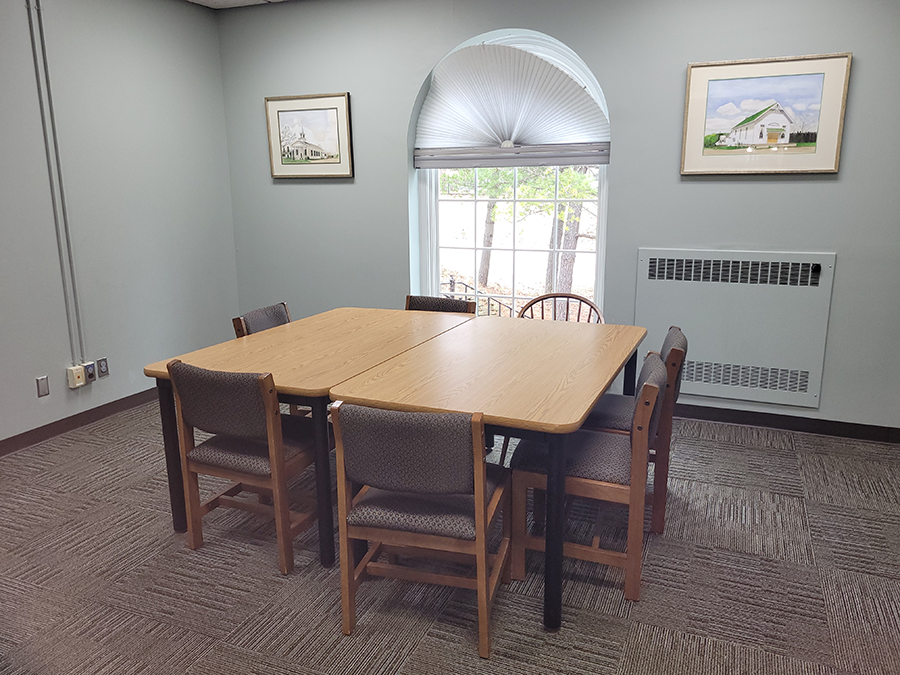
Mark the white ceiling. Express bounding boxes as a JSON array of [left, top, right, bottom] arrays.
[[186, 0, 291, 9]]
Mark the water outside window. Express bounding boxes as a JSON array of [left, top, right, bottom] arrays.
[[437, 166, 600, 316]]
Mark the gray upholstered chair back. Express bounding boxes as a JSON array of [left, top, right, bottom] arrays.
[[241, 303, 291, 335], [660, 326, 688, 401], [337, 405, 476, 494], [634, 352, 669, 440], [405, 295, 475, 314], [168, 361, 270, 441]]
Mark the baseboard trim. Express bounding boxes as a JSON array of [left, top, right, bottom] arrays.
[[675, 403, 900, 444], [0, 389, 158, 458]]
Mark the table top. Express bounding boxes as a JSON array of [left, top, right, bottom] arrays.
[[330, 315, 646, 434], [143, 307, 473, 397]]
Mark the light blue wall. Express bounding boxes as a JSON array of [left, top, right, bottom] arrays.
[[218, 0, 900, 428], [2, 0, 897, 441], [0, 0, 238, 440]]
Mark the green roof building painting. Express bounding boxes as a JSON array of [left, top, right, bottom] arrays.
[[719, 102, 794, 147]]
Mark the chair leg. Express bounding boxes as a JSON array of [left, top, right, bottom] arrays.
[[650, 442, 670, 534], [497, 436, 511, 467], [624, 484, 647, 602], [271, 478, 294, 575], [501, 485, 512, 585], [511, 473, 528, 581], [476, 535, 491, 658], [184, 470, 204, 550], [339, 533, 358, 635]]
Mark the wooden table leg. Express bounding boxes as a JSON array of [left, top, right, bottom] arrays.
[[156, 379, 187, 533], [623, 351, 638, 396], [543, 434, 567, 631], [311, 398, 336, 567]]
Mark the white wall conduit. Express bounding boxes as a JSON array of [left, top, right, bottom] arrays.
[[414, 35, 610, 168]]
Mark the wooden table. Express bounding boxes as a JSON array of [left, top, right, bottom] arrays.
[[330, 315, 646, 629], [144, 307, 474, 567]]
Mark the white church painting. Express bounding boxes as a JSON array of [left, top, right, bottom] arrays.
[[277, 107, 341, 164], [702, 73, 825, 155]]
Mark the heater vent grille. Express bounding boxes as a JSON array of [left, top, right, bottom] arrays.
[[648, 257, 821, 286], [683, 360, 810, 393]]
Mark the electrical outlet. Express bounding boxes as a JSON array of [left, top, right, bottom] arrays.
[[66, 365, 85, 388], [82, 361, 96, 383], [97, 357, 109, 378], [36, 375, 50, 397]]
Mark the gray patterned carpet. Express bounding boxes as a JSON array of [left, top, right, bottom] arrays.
[[1, 404, 899, 674]]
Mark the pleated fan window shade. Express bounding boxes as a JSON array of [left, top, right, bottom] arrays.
[[415, 40, 610, 169]]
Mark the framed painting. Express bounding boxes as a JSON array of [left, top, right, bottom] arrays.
[[265, 93, 353, 178], [681, 53, 851, 175]]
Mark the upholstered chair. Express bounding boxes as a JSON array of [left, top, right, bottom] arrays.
[[405, 294, 477, 314], [332, 402, 510, 658], [510, 353, 668, 601], [167, 359, 317, 574], [584, 326, 687, 532]]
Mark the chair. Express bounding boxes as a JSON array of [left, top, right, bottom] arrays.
[[583, 326, 687, 533], [405, 294, 477, 314], [167, 359, 318, 574], [233, 302, 291, 338], [332, 402, 510, 658], [517, 292, 604, 323], [510, 352, 668, 601], [233, 302, 309, 417]]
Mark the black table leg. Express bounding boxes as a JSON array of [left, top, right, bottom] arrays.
[[311, 397, 336, 567], [156, 378, 187, 533], [623, 351, 638, 396], [543, 434, 567, 631]]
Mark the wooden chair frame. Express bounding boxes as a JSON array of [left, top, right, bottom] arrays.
[[168, 359, 316, 575], [405, 294, 477, 314], [332, 402, 511, 658], [582, 334, 685, 534], [517, 292, 605, 324], [510, 380, 660, 601]]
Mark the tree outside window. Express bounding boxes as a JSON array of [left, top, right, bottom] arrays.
[[437, 165, 599, 316]]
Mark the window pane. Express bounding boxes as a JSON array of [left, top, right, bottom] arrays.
[[517, 166, 556, 199], [515, 251, 550, 297], [555, 202, 595, 250], [439, 248, 476, 296], [476, 167, 514, 199], [476, 201, 514, 249], [439, 168, 475, 199], [476, 249, 513, 295], [438, 201, 475, 247], [553, 252, 597, 300], [478, 296, 516, 317], [577, 202, 598, 251], [558, 165, 598, 199], [515, 203, 555, 250]]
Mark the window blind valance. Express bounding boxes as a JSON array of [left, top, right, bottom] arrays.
[[414, 38, 610, 169]]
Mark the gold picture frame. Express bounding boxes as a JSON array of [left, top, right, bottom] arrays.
[[265, 93, 353, 178], [681, 53, 851, 175]]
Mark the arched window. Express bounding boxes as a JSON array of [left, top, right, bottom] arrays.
[[410, 30, 610, 316]]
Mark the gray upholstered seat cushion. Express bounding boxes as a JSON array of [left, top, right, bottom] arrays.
[[188, 414, 314, 476], [584, 393, 633, 431], [510, 430, 633, 486], [346, 465, 506, 540]]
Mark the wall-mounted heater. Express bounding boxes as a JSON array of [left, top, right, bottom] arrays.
[[634, 248, 835, 408]]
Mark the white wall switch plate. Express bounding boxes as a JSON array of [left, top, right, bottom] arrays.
[[66, 365, 85, 388]]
